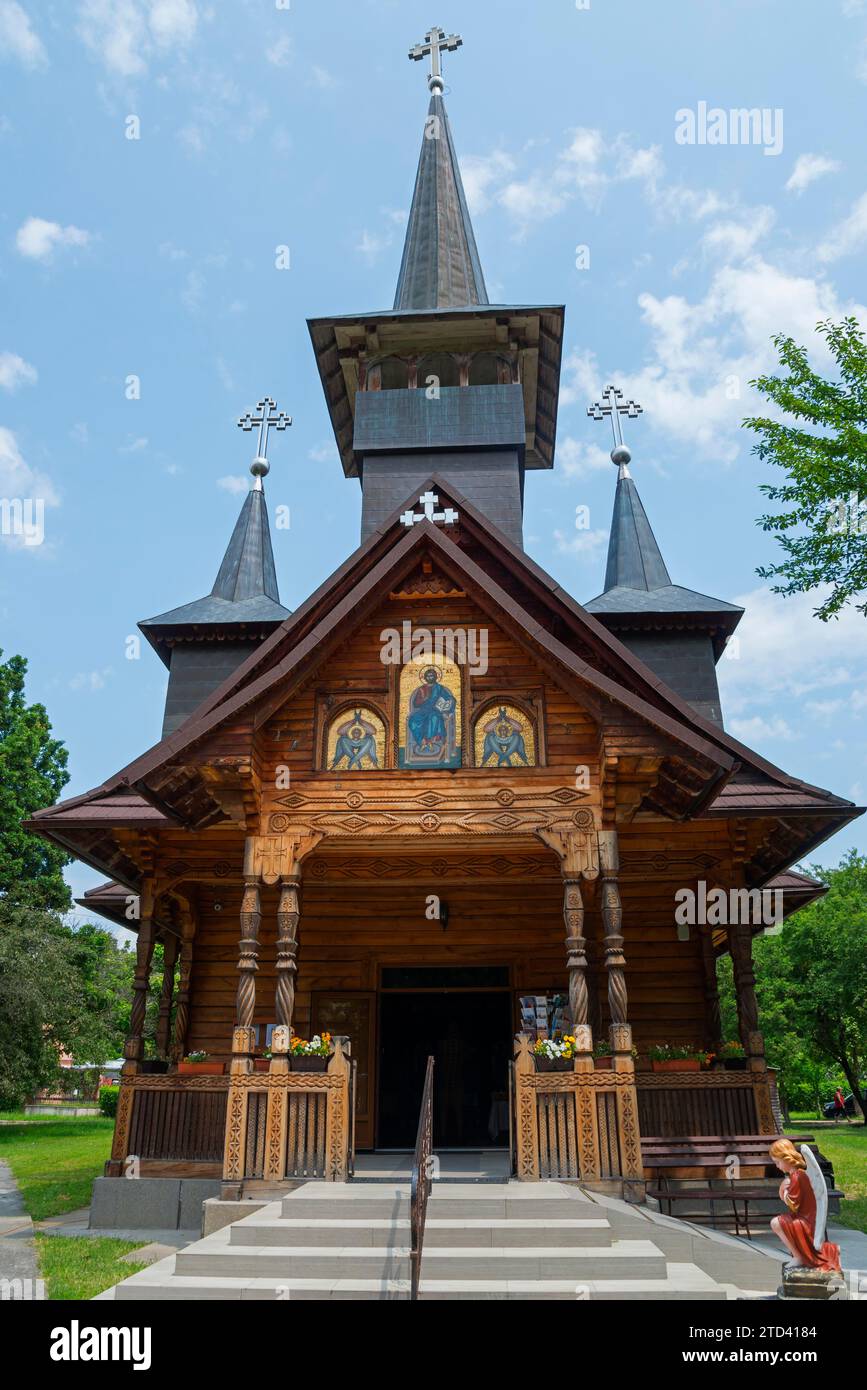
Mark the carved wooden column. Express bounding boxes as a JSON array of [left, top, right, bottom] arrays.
[[275, 879, 300, 1034], [597, 830, 630, 1049], [231, 837, 262, 1076], [535, 822, 599, 1065], [699, 921, 723, 1049], [122, 877, 157, 1076], [171, 908, 195, 1066], [728, 917, 775, 1131], [155, 930, 179, 1060]]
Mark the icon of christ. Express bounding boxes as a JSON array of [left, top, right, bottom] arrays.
[[402, 665, 460, 768]]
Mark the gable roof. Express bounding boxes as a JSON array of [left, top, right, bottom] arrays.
[[30, 476, 860, 872]]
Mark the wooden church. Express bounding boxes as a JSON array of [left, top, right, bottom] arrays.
[[30, 29, 859, 1199]]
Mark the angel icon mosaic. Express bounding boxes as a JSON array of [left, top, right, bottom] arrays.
[[327, 708, 385, 771], [475, 704, 536, 768]]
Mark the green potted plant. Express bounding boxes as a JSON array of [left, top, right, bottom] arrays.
[[533, 1036, 575, 1072], [289, 1033, 332, 1072], [714, 1040, 747, 1071], [648, 1043, 702, 1073], [593, 1041, 613, 1070], [178, 1051, 224, 1076]]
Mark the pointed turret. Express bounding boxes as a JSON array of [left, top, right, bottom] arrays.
[[394, 92, 488, 311], [139, 399, 291, 736], [583, 389, 742, 727]]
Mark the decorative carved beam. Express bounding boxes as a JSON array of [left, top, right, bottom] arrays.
[[727, 917, 766, 1067]]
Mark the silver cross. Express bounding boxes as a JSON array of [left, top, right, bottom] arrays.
[[587, 385, 642, 468], [400, 491, 459, 528], [237, 396, 292, 486], [408, 26, 463, 93]]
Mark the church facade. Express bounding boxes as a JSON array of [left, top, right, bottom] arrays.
[[30, 32, 859, 1198]]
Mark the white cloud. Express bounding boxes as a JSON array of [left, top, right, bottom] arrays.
[[719, 586, 867, 734], [310, 64, 337, 90], [0, 1, 47, 68], [266, 34, 292, 68], [460, 151, 516, 216], [308, 442, 337, 464], [560, 259, 867, 464], [0, 350, 36, 390], [0, 426, 59, 550], [70, 668, 113, 692], [818, 191, 867, 262], [728, 714, 799, 743], [700, 207, 775, 262], [119, 436, 148, 453], [785, 153, 841, 195], [217, 474, 248, 495], [553, 526, 608, 561], [77, 0, 198, 77], [15, 216, 91, 260], [554, 435, 612, 479]]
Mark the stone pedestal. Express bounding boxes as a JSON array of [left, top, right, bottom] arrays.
[[777, 1263, 847, 1300]]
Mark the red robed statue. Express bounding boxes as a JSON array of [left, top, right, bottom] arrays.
[[769, 1138, 842, 1275]]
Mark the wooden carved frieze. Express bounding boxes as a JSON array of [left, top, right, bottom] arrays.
[[267, 807, 596, 840], [270, 784, 590, 817], [303, 854, 558, 882], [617, 851, 721, 879]]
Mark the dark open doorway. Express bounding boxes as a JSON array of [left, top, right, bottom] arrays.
[[378, 989, 512, 1149]]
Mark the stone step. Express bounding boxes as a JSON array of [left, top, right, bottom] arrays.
[[229, 1216, 613, 1249], [280, 1183, 588, 1223], [114, 1262, 723, 1302], [174, 1238, 666, 1283]]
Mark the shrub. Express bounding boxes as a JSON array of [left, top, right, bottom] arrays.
[[98, 1085, 119, 1118]]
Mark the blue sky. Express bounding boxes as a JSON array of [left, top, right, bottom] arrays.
[[2, 0, 867, 925]]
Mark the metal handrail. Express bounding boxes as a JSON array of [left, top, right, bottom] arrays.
[[409, 1055, 435, 1301]]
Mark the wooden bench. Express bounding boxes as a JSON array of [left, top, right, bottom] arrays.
[[642, 1134, 816, 1238]]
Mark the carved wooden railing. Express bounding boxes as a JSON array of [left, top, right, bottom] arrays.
[[107, 1075, 230, 1176], [635, 1068, 779, 1139], [107, 1039, 354, 1184], [223, 1036, 353, 1190], [512, 1034, 644, 1188]]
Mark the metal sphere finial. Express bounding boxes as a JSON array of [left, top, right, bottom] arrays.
[[250, 456, 270, 480], [611, 444, 631, 467]]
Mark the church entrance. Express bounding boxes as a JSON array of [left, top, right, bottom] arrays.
[[377, 968, 513, 1149]]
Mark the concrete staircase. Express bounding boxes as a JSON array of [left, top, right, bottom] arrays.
[[103, 1180, 786, 1301]]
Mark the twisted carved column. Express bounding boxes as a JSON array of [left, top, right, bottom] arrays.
[[235, 875, 262, 1028], [728, 918, 765, 1063], [155, 930, 179, 1058], [275, 877, 300, 1033], [598, 830, 629, 1034], [123, 877, 156, 1074], [699, 922, 722, 1048], [564, 877, 589, 1031], [171, 916, 195, 1065]]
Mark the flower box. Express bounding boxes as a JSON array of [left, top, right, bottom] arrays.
[[178, 1061, 224, 1075], [722, 1058, 748, 1071], [652, 1058, 700, 1073], [594, 1056, 614, 1070], [534, 1057, 573, 1073], [139, 1059, 169, 1075], [289, 1056, 329, 1073], [253, 1059, 271, 1073]]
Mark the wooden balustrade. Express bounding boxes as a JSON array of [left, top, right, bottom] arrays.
[[108, 1075, 230, 1176]]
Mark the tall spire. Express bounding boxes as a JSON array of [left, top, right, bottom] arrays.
[[394, 26, 488, 311], [585, 386, 670, 592]]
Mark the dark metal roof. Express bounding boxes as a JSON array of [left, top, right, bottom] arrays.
[[394, 93, 488, 311], [139, 486, 289, 658], [585, 468, 742, 626]]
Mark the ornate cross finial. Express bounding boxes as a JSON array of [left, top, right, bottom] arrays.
[[587, 385, 643, 473], [237, 396, 292, 489], [408, 25, 463, 94], [400, 491, 459, 528]]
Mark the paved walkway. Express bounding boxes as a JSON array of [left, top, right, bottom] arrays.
[[0, 1157, 42, 1296]]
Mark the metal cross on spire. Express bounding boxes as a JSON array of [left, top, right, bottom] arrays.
[[237, 396, 292, 489], [408, 25, 463, 94], [587, 385, 643, 473], [400, 490, 459, 528]]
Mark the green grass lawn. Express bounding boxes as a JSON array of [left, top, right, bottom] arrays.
[[786, 1122, 867, 1234], [35, 1235, 148, 1301], [0, 1115, 113, 1220]]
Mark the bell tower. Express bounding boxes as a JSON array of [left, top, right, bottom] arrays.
[[308, 27, 565, 549]]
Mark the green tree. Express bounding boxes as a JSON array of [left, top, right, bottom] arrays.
[[745, 316, 867, 620], [0, 650, 71, 910], [720, 850, 867, 1121]]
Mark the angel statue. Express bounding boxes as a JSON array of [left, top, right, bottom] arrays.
[[769, 1138, 842, 1276]]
